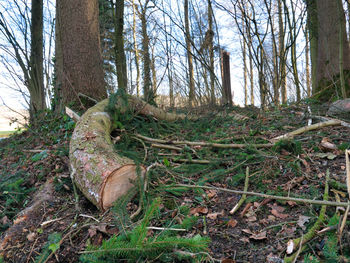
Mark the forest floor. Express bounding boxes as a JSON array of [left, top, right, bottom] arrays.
[[0, 102, 349, 263]]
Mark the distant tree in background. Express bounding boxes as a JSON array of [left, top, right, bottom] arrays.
[[0, 0, 47, 122], [29, 0, 46, 120]]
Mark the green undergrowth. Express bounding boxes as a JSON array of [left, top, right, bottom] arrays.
[[0, 111, 75, 233], [80, 198, 209, 262]]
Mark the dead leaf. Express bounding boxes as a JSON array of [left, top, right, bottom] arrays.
[[206, 189, 217, 198], [320, 138, 337, 151], [190, 207, 208, 216], [271, 209, 288, 219], [227, 219, 238, 228], [260, 198, 272, 206], [239, 237, 250, 243], [26, 232, 36, 242], [251, 231, 267, 240], [245, 207, 257, 222], [207, 210, 224, 220], [242, 228, 253, 235], [287, 201, 297, 207], [267, 215, 276, 221], [242, 229, 267, 240], [297, 215, 310, 230], [271, 204, 285, 213], [286, 239, 294, 254], [221, 259, 236, 263], [88, 227, 97, 238]]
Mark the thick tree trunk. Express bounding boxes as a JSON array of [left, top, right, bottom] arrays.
[[70, 96, 189, 211], [56, 0, 107, 107], [313, 0, 350, 100]]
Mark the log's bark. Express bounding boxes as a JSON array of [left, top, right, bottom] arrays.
[[0, 179, 55, 259], [70, 96, 189, 211]]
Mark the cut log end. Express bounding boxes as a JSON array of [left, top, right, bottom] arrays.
[[101, 165, 146, 210]]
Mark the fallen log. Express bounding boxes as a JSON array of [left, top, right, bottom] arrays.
[[70, 96, 190, 211]]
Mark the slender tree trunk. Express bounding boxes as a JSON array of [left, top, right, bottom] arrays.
[[249, 43, 254, 105], [29, 0, 46, 119], [208, 0, 215, 105], [279, 0, 287, 104], [184, 0, 195, 107], [305, 25, 311, 97], [259, 47, 266, 109], [151, 45, 157, 95], [337, 0, 347, 99], [113, 0, 127, 92], [162, 0, 174, 107], [56, 0, 107, 107], [140, 2, 153, 102], [284, 0, 300, 102], [132, 0, 140, 97], [243, 32, 248, 106]]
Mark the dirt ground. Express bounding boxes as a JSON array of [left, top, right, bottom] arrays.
[[0, 104, 349, 263]]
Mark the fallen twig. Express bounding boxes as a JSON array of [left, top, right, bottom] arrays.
[[174, 181, 349, 208], [313, 115, 350, 129], [136, 133, 274, 149], [271, 120, 341, 142], [146, 226, 186, 232], [230, 167, 249, 215]]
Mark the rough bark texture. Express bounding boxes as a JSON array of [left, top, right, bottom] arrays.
[[56, 0, 107, 107], [221, 50, 232, 105], [29, 0, 46, 119], [113, 0, 128, 92], [70, 96, 190, 211], [314, 0, 350, 100]]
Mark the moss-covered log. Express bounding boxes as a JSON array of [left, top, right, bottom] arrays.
[[70, 96, 190, 211]]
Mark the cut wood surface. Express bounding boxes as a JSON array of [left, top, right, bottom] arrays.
[[70, 96, 191, 211]]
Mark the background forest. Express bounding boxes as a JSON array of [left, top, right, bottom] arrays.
[[1, 0, 350, 119]]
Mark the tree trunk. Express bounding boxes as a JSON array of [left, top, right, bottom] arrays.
[[132, 0, 140, 97], [242, 19, 248, 106], [29, 0, 46, 120], [113, 0, 128, 92], [139, 1, 153, 103], [70, 96, 191, 211], [56, 0, 107, 108], [313, 0, 350, 100], [305, 25, 311, 97], [184, 0, 195, 107], [279, 0, 287, 104], [208, 0, 215, 105], [221, 50, 232, 106]]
